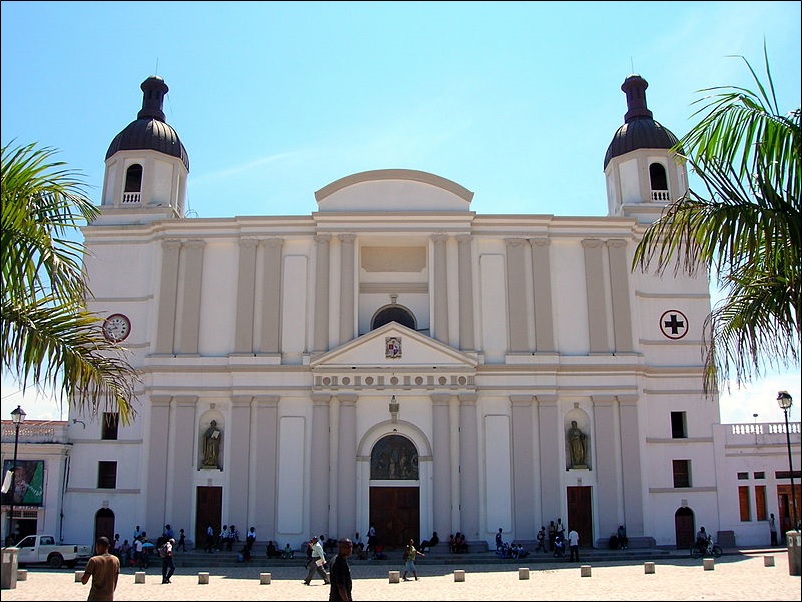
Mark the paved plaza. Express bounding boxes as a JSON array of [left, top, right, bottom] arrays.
[[3, 550, 799, 601]]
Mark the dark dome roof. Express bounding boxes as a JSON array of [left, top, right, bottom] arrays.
[[105, 76, 189, 171], [603, 75, 680, 169]]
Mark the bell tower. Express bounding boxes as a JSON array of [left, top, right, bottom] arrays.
[[96, 76, 189, 224], [603, 74, 688, 223]]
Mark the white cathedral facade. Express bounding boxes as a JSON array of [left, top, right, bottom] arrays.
[[11, 74, 795, 552]]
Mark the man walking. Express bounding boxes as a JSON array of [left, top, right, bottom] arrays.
[[329, 538, 353, 601], [568, 527, 580, 562], [160, 537, 175, 584], [303, 536, 330, 586], [81, 536, 120, 601]]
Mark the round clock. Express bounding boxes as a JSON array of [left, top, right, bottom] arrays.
[[102, 313, 131, 342]]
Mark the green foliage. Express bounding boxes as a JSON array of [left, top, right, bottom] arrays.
[[2, 141, 139, 423], [633, 44, 801, 394]]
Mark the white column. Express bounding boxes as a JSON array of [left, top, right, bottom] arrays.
[[431, 234, 449, 343], [582, 238, 608, 353], [530, 238, 555, 352], [506, 238, 529, 352], [234, 238, 258, 353], [458, 393, 480, 540], [310, 393, 331, 537], [456, 234, 475, 351], [431, 393, 452, 537], [337, 394, 358, 540], [178, 239, 205, 355], [155, 240, 181, 355], [313, 235, 331, 352], [338, 234, 356, 346], [607, 239, 634, 353], [260, 237, 283, 354]]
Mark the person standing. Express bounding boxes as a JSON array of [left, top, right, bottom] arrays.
[[547, 520, 557, 552], [329, 538, 353, 601], [568, 527, 580, 562], [402, 538, 425, 581], [366, 524, 377, 557], [160, 537, 175, 584], [535, 526, 547, 553], [304, 536, 330, 586], [204, 523, 215, 553], [177, 528, 186, 552], [81, 536, 120, 601], [769, 513, 778, 546]]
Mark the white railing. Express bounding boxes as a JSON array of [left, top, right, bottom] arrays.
[[729, 421, 800, 436], [122, 192, 141, 204], [651, 190, 670, 202]]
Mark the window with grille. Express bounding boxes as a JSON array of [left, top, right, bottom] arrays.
[[672, 459, 691, 488]]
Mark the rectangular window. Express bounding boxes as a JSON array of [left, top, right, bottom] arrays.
[[98, 461, 117, 489], [672, 459, 691, 488], [754, 472, 765, 480], [738, 486, 751, 521], [755, 485, 767, 521], [737, 472, 749, 480], [102, 412, 119, 440], [670, 411, 687, 438]]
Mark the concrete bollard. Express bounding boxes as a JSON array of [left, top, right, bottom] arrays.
[[259, 572, 272, 584], [644, 561, 655, 574], [388, 570, 400, 583], [518, 567, 530, 580], [198, 572, 210, 584], [74, 570, 83, 582], [454, 569, 466, 582], [764, 555, 775, 567], [16, 569, 27, 581], [703, 558, 715, 571], [134, 571, 146, 583], [580, 565, 592, 577]]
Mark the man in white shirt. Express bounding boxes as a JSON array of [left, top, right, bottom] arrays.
[[568, 528, 580, 562], [303, 536, 330, 586]]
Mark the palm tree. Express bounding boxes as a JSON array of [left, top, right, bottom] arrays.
[[2, 141, 139, 423], [633, 45, 801, 395]]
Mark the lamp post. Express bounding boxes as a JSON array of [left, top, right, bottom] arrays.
[[6, 405, 26, 547], [777, 391, 798, 532]]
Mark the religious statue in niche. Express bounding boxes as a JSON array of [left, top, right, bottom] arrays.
[[200, 420, 222, 469], [567, 420, 589, 469], [371, 434, 418, 480]]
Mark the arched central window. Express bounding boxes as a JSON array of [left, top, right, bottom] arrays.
[[371, 305, 416, 330], [371, 434, 419, 480]]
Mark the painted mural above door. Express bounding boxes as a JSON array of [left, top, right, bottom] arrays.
[[370, 434, 419, 480]]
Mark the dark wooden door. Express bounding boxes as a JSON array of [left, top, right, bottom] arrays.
[[94, 508, 115, 547], [369, 486, 419, 549], [778, 484, 801, 542], [566, 486, 593, 546], [675, 507, 694, 549], [195, 486, 222, 548]]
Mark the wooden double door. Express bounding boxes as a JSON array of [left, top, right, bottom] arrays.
[[369, 486, 420, 549]]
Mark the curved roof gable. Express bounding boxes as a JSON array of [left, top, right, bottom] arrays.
[[314, 169, 473, 212]]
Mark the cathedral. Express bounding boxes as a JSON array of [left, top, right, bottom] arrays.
[[9, 72, 791, 552]]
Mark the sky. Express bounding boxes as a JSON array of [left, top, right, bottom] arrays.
[[1, 1, 800, 424]]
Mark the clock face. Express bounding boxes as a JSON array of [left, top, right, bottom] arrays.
[[102, 314, 131, 342]]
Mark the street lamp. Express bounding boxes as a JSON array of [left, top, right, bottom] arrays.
[[777, 391, 798, 533], [7, 405, 26, 547]]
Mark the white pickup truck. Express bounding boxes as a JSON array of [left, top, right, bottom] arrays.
[[15, 534, 93, 568]]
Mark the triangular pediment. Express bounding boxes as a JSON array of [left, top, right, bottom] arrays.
[[310, 322, 477, 370]]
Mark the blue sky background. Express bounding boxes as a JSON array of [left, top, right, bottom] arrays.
[[1, 1, 800, 423]]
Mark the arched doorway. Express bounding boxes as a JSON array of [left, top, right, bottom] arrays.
[[368, 434, 420, 549], [94, 508, 115, 547], [674, 506, 694, 550]]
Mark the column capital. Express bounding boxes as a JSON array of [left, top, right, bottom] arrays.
[[456, 234, 473, 244], [510, 394, 535, 406], [458, 393, 478, 405], [185, 238, 206, 249], [311, 393, 332, 405], [173, 395, 198, 407], [254, 395, 280, 407], [239, 237, 260, 248], [582, 238, 604, 249], [431, 233, 449, 244], [262, 237, 284, 249], [338, 233, 356, 244], [232, 395, 254, 407], [530, 237, 550, 248], [162, 239, 182, 250], [607, 238, 628, 249], [430, 393, 452, 406], [505, 237, 527, 248], [336, 394, 358, 405], [315, 233, 331, 244], [150, 395, 172, 407]]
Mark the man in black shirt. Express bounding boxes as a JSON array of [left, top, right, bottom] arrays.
[[329, 538, 353, 602]]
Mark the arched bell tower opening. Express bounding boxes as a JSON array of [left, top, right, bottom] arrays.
[[371, 305, 416, 331]]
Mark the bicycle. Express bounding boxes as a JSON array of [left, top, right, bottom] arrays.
[[690, 538, 722, 559]]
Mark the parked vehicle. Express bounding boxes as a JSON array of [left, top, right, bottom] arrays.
[[14, 534, 93, 568], [690, 537, 723, 559]]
